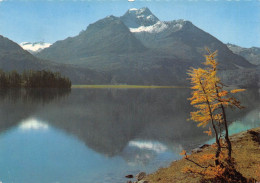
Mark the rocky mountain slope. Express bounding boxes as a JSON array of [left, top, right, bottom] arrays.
[[227, 43, 260, 65], [23, 8, 260, 87], [0, 35, 107, 84]]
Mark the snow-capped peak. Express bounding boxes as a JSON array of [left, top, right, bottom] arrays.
[[121, 7, 187, 34], [120, 7, 159, 28], [20, 42, 51, 54]]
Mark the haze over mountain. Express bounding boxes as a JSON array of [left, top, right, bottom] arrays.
[[0, 35, 107, 84], [36, 7, 258, 87], [227, 43, 260, 65]]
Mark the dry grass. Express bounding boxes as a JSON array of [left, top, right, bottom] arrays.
[[146, 127, 260, 183]]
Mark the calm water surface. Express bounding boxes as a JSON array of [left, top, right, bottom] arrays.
[[0, 88, 259, 183]]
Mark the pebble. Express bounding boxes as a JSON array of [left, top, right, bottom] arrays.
[[125, 175, 134, 179], [191, 147, 202, 153], [136, 172, 146, 181], [137, 180, 148, 183]]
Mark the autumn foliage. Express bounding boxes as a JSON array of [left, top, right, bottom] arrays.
[[182, 49, 250, 182], [256, 165, 260, 181]]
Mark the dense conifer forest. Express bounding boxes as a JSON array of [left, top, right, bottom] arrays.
[[0, 70, 71, 88]]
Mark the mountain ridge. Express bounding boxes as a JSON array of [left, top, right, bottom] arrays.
[[20, 42, 52, 54], [0, 35, 108, 84], [227, 43, 260, 65], [37, 15, 146, 64], [18, 8, 260, 87], [37, 7, 253, 69]]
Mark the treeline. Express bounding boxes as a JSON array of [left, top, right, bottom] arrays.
[[0, 70, 71, 88]]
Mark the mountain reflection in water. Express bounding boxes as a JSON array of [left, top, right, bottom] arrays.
[[0, 88, 258, 183]]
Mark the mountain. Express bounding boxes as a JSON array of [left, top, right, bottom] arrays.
[[120, 8, 159, 28], [37, 16, 146, 64], [36, 8, 258, 87], [120, 8, 252, 70], [0, 35, 49, 71], [20, 42, 52, 54], [0, 35, 107, 84], [227, 43, 260, 65]]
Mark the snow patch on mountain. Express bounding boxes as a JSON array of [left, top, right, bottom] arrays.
[[129, 8, 138, 11], [20, 42, 52, 54], [130, 20, 185, 34], [130, 21, 168, 33]]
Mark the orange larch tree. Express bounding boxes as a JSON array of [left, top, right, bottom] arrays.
[[188, 66, 221, 165], [203, 49, 245, 161], [185, 49, 246, 181]]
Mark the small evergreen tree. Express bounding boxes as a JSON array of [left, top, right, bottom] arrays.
[[8, 70, 22, 87], [0, 69, 8, 88]]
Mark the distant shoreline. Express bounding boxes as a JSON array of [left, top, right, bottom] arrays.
[[72, 85, 188, 89]]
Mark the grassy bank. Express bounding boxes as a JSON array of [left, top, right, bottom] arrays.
[[146, 127, 260, 183], [72, 85, 186, 89]]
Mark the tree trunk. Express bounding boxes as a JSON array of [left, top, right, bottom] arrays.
[[211, 120, 221, 165], [221, 104, 232, 161], [201, 80, 221, 166], [215, 84, 232, 161]]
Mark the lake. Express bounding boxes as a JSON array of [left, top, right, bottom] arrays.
[[0, 88, 259, 183]]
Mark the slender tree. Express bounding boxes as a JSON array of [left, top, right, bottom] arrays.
[[203, 49, 244, 161], [184, 49, 246, 181], [188, 67, 221, 165], [187, 49, 245, 166]]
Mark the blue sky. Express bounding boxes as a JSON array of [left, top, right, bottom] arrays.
[[0, 0, 259, 48]]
